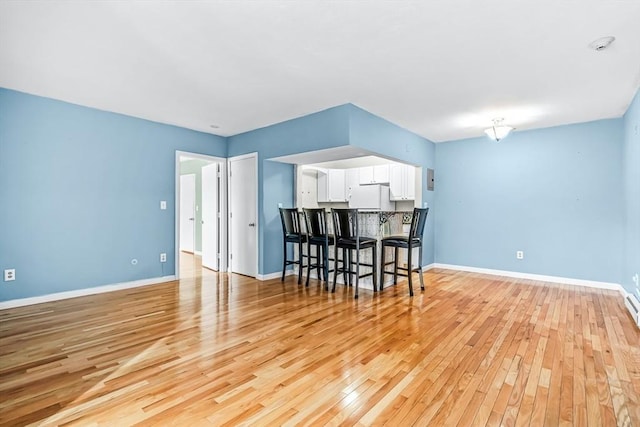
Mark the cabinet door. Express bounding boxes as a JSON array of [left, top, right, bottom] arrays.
[[389, 164, 416, 201], [317, 169, 329, 202], [359, 166, 374, 185], [389, 164, 404, 201], [404, 166, 416, 200], [328, 169, 346, 202], [373, 165, 390, 184], [360, 165, 390, 184]]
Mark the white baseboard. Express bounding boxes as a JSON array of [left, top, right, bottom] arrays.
[[256, 263, 626, 298], [257, 270, 294, 281], [423, 263, 436, 272], [0, 275, 176, 310], [432, 263, 623, 292]]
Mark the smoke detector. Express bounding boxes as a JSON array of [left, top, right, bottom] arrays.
[[588, 36, 615, 51]]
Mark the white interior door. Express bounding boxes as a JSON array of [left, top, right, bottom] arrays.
[[201, 163, 218, 270], [179, 174, 196, 253], [229, 155, 257, 277]]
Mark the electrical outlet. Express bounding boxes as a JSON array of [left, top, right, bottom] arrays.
[[516, 251, 524, 260], [160, 253, 167, 263], [4, 269, 15, 281]]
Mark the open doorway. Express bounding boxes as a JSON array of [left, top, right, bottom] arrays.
[[176, 151, 227, 279]]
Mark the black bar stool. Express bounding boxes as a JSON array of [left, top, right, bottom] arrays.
[[303, 208, 334, 289], [279, 208, 307, 284], [380, 207, 429, 296], [331, 208, 377, 299]]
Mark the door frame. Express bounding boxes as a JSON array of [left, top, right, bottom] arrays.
[[175, 151, 228, 279], [179, 173, 196, 253], [201, 162, 220, 271], [228, 152, 259, 278]]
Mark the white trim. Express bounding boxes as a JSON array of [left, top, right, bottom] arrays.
[[175, 151, 228, 279], [259, 263, 627, 298], [423, 263, 436, 272], [0, 276, 176, 310], [228, 152, 259, 162], [432, 263, 622, 291], [194, 251, 202, 256], [257, 270, 293, 281]]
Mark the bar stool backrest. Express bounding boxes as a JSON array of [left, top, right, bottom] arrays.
[[331, 208, 359, 240], [409, 207, 430, 240], [303, 208, 328, 238], [279, 208, 302, 237]]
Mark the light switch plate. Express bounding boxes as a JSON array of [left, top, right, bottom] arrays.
[[160, 201, 167, 210]]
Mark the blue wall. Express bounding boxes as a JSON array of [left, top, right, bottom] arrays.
[[435, 119, 624, 284], [348, 105, 436, 266], [2, 86, 636, 302], [228, 105, 352, 275], [227, 104, 437, 276], [0, 89, 226, 301], [622, 90, 640, 294]]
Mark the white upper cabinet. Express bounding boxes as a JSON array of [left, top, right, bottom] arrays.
[[317, 169, 347, 202], [359, 165, 390, 185], [389, 164, 416, 201]]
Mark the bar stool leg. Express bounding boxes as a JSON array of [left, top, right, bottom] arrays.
[[393, 247, 399, 285], [379, 244, 385, 291], [372, 245, 378, 292], [408, 245, 414, 297], [332, 248, 339, 293], [315, 246, 321, 283], [282, 240, 287, 281], [323, 243, 329, 282], [297, 241, 304, 284], [353, 247, 359, 299], [342, 249, 348, 286], [323, 243, 330, 291], [419, 244, 425, 291], [305, 241, 312, 287]]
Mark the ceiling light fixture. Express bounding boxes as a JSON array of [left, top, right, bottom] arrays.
[[484, 118, 514, 142], [588, 36, 615, 51]]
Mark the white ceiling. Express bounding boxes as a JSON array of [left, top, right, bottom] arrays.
[[1, 1, 639, 142]]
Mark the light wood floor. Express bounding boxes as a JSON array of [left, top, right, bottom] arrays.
[[1, 256, 639, 426]]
